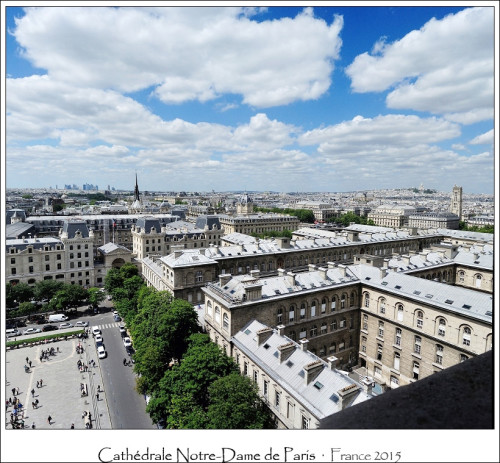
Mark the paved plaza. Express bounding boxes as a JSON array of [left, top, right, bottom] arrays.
[[5, 333, 112, 430]]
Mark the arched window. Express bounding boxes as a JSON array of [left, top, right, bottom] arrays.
[[330, 342, 337, 353], [475, 274, 482, 289], [321, 298, 327, 313], [223, 313, 229, 331], [437, 318, 446, 337], [277, 308, 283, 324], [311, 301, 317, 317], [215, 306, 221, 323], [413, 361, 420, 380], [350, 292, 355, 307], [288, 306, 295, 323], [416, 310, 424, 329], [363, 292, 370, 308], [339, 317, 346, 329], [458, 271, 465, 283], [206, 300, 213, 318], [435, 344, 443, 364], [379, 298, 386, 314], [462, 326, 471, 346], [331, 319, 337, 331], [397, 304, 404, 322], [377, 344, 383, 361], [310, 325, 317, 337], [331, 297, 337, 312], [340, 295, 346, 309], [300, 303, 306, 319], [414, 335, 422, 354], [320, 322, 327, 334]]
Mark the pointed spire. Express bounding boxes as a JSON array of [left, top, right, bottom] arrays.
[[134, 173, 140, 201]]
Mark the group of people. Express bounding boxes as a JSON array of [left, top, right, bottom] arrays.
[[76, 359, 90, 372], [39, 347, 58, 362]]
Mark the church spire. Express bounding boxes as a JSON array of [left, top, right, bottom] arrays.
[[134, 173, 140, 201]]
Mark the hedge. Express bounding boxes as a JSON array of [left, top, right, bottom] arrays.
[[6, 329, 85, 348]]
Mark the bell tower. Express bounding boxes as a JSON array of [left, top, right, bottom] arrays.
[[450, 185, 463, 220]]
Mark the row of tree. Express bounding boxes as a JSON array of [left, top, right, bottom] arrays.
[[327, 212, 375, 227], [6, 280, 106, 318], [459, 221, 494, 234], [253, 206, 316, 223], [250, 229, 293, 239], [104, 263, 274, 429]]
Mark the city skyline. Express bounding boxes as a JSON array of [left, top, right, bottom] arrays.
[[3, 4, 497, 195]]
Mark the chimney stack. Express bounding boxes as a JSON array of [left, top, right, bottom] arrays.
[[278, 342, 296, 362], [286, 272, 296, 287], [256, 327, 273, 346], [299, 338, 309, 351], [304, 360, 324, 385], [337, 383, 360, 410], [276, 325, 286, 336], [219, 274, 231, 286], [327, 356, 338, 370]]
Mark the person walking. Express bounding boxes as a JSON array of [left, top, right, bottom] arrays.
[[70, 423, 74, 429], [96, 392, 100, 401], [31, 388, 35, 397], [31, 422, 35, 429], [11, 387, 15, 396], [39, 379, 43, 387], [47, 415, 52, 425]]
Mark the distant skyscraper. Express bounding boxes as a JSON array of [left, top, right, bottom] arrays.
[[450, 185, 463, 220]]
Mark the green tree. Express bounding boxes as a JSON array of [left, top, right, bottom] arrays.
[[165, 394, 208, 429], [17, 301, 37, 317], [34, 280, 64, 302], [11, 283, 34, 304], [206, 373, 274, 429], [87, 287, 105, 308]]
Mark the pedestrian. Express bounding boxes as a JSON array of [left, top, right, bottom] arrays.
[[11, 387, 15, 396], [70, 423, 74, 429], [26, 356, 29, 364], [36, 381, 39, 388], [32, 401, 36, 409], [47, 415, 52, 425], [57, 347, 59, 353], [96, 392, 100, 401], [16, 387, 19, 395], [29, 360, 32, 368], [31, 388, 35, 397], [35, 399, 39, 408], [39, 379, 43, 387], [31, 422, 35, 429]]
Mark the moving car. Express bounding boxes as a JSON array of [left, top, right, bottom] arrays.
[[97, 345, 107, 359], [75, 321, 89, 327], [42, 324, 58, 332], [59, 322, 73, 329], [48, 314, 69, 323], [123, 337, 132, 347], [22, 327, 42, 335]]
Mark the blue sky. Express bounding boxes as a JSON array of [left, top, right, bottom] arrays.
[[3, 4, 496, 194]]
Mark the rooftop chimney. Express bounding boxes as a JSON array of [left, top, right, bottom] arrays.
[[256, 327, 273, 346], [278, 268, 286, 277], [308, 264, 317, 272], [318, 267, 328, 280], [278, 342, 296, 362], [219, 274, 231, 286], [250, 269, 260, 279], [286, 272, 296, 287], [327, 356, 338, 370], [304, 360, 324, 385], [276, 324, 286, 336], [299, 338, 309, 351], [337, 264, 347, 277], [337, 383, 361, 410]]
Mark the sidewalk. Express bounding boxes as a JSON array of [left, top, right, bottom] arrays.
[[5, 334, 112, 430]]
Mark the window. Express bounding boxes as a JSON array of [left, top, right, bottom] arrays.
[[244, 362, 248, 376], [395, 328, 402, 346], [11, 268, 16, 275], [321, 298, 326, 313], [311, 301, 316, 317], [435, 345, 443, 364], [275, 391, 280, 408], [287, 402, 294, 419], [196, 271, 203, 283], [45, 255, 50, 261], [475, 274, 482, 289], [223, 313, 229, 331], [458, 271, 465, 283], [28, 256, 33, 262], [289, 307, 295, 322], [10, 258, 15, 264], [206, 300, 213, 318], [215, 306, 221, 323], [331, 298, 336, 312], [390, 376, 399, 388], [378, 321, 384, 338], [310, 326, 317, 337], [393, 352, 400, 370], [414, 336, 422, 354], [277, 308, 283, 324], [263, 380, 268, 397], [339, 340, 345, 351], [57, 254, 61, 260], [341, 295, 346, 309], [438, 318, 446, 337], [374, 366, 382, 378], [416, 310, 424, 329], [253, 370, 258, 382], [377, 344, 383, 361], [397, 304, 404, 322], [379, 298, 386, 314], [29, 266, 34, 273], [362, 314, 368, 331], [331, 319, 337, 331], [462, 327, 471, 346], [321, 322, 327, 334], [339, 317, 346, 329], [300, 304, 306, 319], [413, 361, 420, 380], [45, 264, 50, 271], [299, 329, 307, 339], [460, 354, 469, 363], [57, 263, 62, 270], [361, 336, 366, 353], [301, 415, 310, 429], [330, 342, 337, 353], [364, 292, 370, 308]]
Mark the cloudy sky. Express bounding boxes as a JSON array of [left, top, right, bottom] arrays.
[[3, 4, 496, 194]]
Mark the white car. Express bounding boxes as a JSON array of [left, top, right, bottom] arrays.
[[97, 346, 107, 359], [95, 334, 103, 344], [22, 327, 41, 335], [113, 310, 119, 316], [119, 325, 126, 336], [123, 337, 132, 347], [75, 321, 89, 327], [92, 327, 101, 336], [59, 322, 73, 329]]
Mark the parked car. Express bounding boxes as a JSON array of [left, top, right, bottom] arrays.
[[97, 345, 107, 359], [123, 337, 132, 348], [42, 324, 58, 332], [22, 327, 42, 335], [119, 325, 126, 336], [59, 322, 73, 329], [113, 311, 119, 316], [6, 329, 21, 338], [75, 321, 89, 327], [95, 334, 103, 344], [92, 327, 101, 336], [114, 315, 122, 322]]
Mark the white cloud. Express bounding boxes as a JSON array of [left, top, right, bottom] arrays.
[[346, 7, 493, 123], [469, 129, 494, 145], [13, 6, 343, 108]]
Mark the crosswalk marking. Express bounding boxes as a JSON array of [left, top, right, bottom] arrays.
[[92, 322, 121, 330]]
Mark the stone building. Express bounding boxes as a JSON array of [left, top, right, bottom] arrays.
[[367, 205, 416, 228], [450, 185, 463, 220], [231, 319, 373, 429], [407, 212, 459, 230], [217, 212, 301, 235]]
